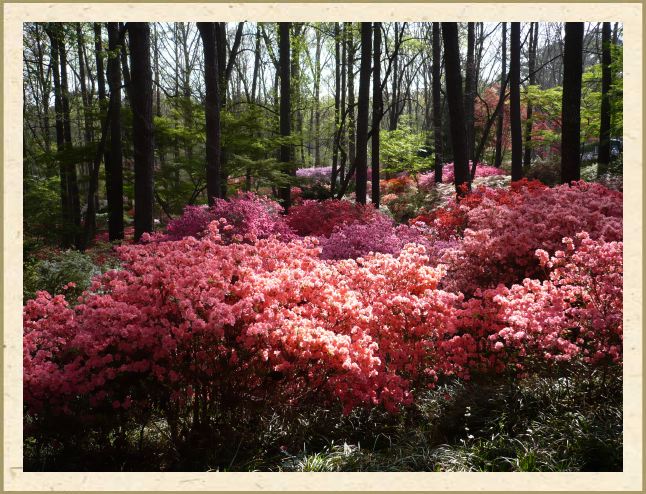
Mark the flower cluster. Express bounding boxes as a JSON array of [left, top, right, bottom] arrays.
[[296, 166, 333, 185], [286, 199, 381, 237], [418, 162, 507, 190], [165, 192, 295, 242]]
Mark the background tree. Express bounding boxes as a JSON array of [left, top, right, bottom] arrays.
[[278, 22, 292, 209], [441, 22, 470, 196], [129, 22, 154, 240], [597, 22, 612, 175], [354, 22, 372, 205], [371, 22, 382, 207], [509, 22, 523, 181], [561, 22, 584, 184], [432, 22, 443, 183], [494, 22, 507, 169]]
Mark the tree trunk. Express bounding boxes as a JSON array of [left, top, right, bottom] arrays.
[[119, 23, 132, 103], [197, 22, 222, 205], [464, 22, 476, 165], [354, 23, 372, 205], [278, 22, 292, 210], [106, 23, 124, 241], [45, 24, 70, 246], [332, 22, 341, 194], [339, 23, 347, 186], [441, 22, 470, 197], [509, 22, 523, 182], [432, 23, 443, 183], [597, 22, 612, 175], [346, 22, 356, 166], [129, 22, 154, 240], [523, 22, 538, 168], [58, 25, 82, 248], [494, 22, 507, 168], [561, 22, 584, 184], [371, 22, 382, 207]]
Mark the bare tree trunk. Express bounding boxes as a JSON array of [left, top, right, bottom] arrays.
[[197, 22, 222, 204], [510, 22, 523, 181], [278, 22, 292, 210], [339, 23, 347, 187], [106, 22, 124, 241], [371, 22, 382, 207], [523, 22, 538, 168], [119, 23, 132, 103], [441, 22, 470, 197], [464, 22, 476, 164], [561, 22, 584, 184], [129, 22, 154, 240], [346, 22, 356, 166], [354, 23, 372, 205], [332, 22, 341, 194], [58, 25, 82, 248], [432, 23, 443, 183], [494, 22, 507, 168], [597, 22, 612, 175]]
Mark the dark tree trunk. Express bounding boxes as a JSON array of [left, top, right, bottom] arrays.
[[197, 22, 222, 205], [45, 25, 70, 246], [251, 25, 261, 103], [278, 22, 292, 210], [332, 22, 341, 194], [432, 23, 443, 183], [597, 22, 612, 175], [354, 23, 372, 205], [561, 22, 584, 184], [523, 22, 538, 168], [371, 22, 382, 207], [339, 24, 347, 186], [464, 22, 476, 164], [106, 22, 124, 241], [509, 22, 523, 182], [58, 26, 82, 248], [441, 22, 470, 197], [119, 23, 132, 103], [129, 22, 154, 240], [494, 22, 507, 168], [346, 23, 356, 167]]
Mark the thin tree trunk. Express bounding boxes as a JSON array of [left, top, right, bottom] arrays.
[[106, 22, 124, 241], [523, 22, 538, 168], [346, 22, 356, 166], [332, 22, 341, 194], [494, 22, 507, 168], [561, 22, 584, 184], [441, 22, 470, 196], [597, 22, 612, 175], [129, 22, 154, 240], [464, 22, 476, 165], [59, 26, 82, 248], [371, 22, 382, 207], [119, 23, 132, 102], [509, 22, 523, 181], [432, 23, 443, 183]]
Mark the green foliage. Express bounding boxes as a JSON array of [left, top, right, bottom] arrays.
[[23, 176, 63, 249], [24, 250, 100, 302], [380, 123, 432, 176]]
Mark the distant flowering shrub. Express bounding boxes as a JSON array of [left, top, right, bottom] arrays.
[[380, 176, 415, 194], [164, 192, 295, 242], [286, 199, 381, 237], [318, 214, 431, 260], [418, 162, 507, 190], [296, 166, 333, 183]]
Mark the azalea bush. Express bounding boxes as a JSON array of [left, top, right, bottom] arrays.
[[164, 192, 295, 242], [286, 199, 381, 237]]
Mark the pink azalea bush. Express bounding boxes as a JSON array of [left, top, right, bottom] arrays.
[[164, 192, 295, 242], [416, 180, 622, 293], [418, 162, 507, 190], [286, 199, 381, 237], [318, 214, 431, 260]]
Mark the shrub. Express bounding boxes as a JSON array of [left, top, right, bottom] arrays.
[[165, 192, 295, 242], [318, 214, 431, 260], [286, 199, 381, 237], [24, 250, 101, 303]]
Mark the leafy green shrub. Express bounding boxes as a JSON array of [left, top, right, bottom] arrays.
[[524, 159, 561, 186], [24, 250, 100, 302]]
